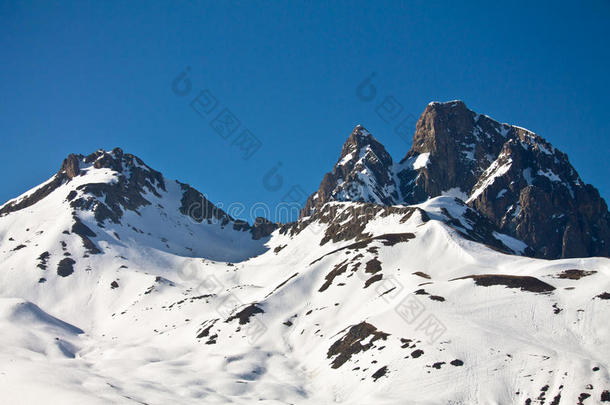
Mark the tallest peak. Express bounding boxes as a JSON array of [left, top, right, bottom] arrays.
[[427, 99, 467, 108]]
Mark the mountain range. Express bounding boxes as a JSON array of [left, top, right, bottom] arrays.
[[0, 100, 608, 404]]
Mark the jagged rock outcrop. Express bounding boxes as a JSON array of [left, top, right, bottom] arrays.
[[301, 101, 609, 259], [300, 125, 399, 217]]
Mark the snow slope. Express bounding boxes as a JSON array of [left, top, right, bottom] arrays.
[[0, 150, 609, 404]]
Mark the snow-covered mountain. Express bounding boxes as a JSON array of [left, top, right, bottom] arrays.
[[1, 103, 609, 404]]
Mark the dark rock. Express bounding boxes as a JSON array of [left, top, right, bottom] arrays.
[[61, 154, 81, 179], [196, 319, 218, 340], [250, 217, 278, 240], [178, 183, 230, 225], [555, 269, 597, 279], [371, 365, 388, 381], [363, 274, 382, 288], [577, 393, 590, 405], [57, 258, 76, 277], [225, 304, 264, 325], [453, 274, 555, 293], [37, 251, 50, 270], [71, 217, 101, 254], [319, 260, 350, 292], [327, 322, 389, 368], [550, 393, 562, 405], [365, 258, 382, 274], [399, 338, 413, 348]]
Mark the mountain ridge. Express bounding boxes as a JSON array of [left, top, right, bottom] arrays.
[[302, 100, 609, 260], [2, 101, 608, 260], [0, 118, 609, 404]]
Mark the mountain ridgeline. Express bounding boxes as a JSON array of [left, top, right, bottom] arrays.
[[302, 100, 609, 260]]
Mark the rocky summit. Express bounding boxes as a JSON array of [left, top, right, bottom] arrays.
[[303, 100, 609, 260]]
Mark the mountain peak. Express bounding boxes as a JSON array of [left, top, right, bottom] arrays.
[[347, 124, 372, 139], [340, 125, 380, 158], [0, 148, 276, 260], [300, 126, 399, 218], [426, 99, 468, 109]]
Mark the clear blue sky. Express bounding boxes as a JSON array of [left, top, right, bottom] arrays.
[[1, 1, 609, 222]]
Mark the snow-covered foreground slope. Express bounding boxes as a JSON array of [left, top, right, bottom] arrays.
[[0, 149, 609, 404], [1, 182, 609, 404]]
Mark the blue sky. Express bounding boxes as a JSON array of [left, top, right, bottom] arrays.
[[1, 1, 609, 221]]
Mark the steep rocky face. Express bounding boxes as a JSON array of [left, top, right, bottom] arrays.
[[300, 125, 399, 217], [397, 101, 512, 203], [467, 130, 610, 259], [302, 101, 609, 259]]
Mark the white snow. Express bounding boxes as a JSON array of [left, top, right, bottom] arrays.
[[404, 152, 431, 171], [537, 168, 561, 182], [0, 159, 608, 405], [468, 156, 513, 202], [442, 187, 469, 201], [337, 152, 354, 166], [492, 231, 527, 254]]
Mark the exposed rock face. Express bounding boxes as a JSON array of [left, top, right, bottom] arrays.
[[61, 154, 81, 179], [68, 148, 167, 225], [300, 125, 399, 217], [178, 182, 232, 226], [301, 101, 609, 259], [466, 130, 610, 259], [250, 217, 278, 240], [177, 182, 277, 238], [397, 101, 511, 203]]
